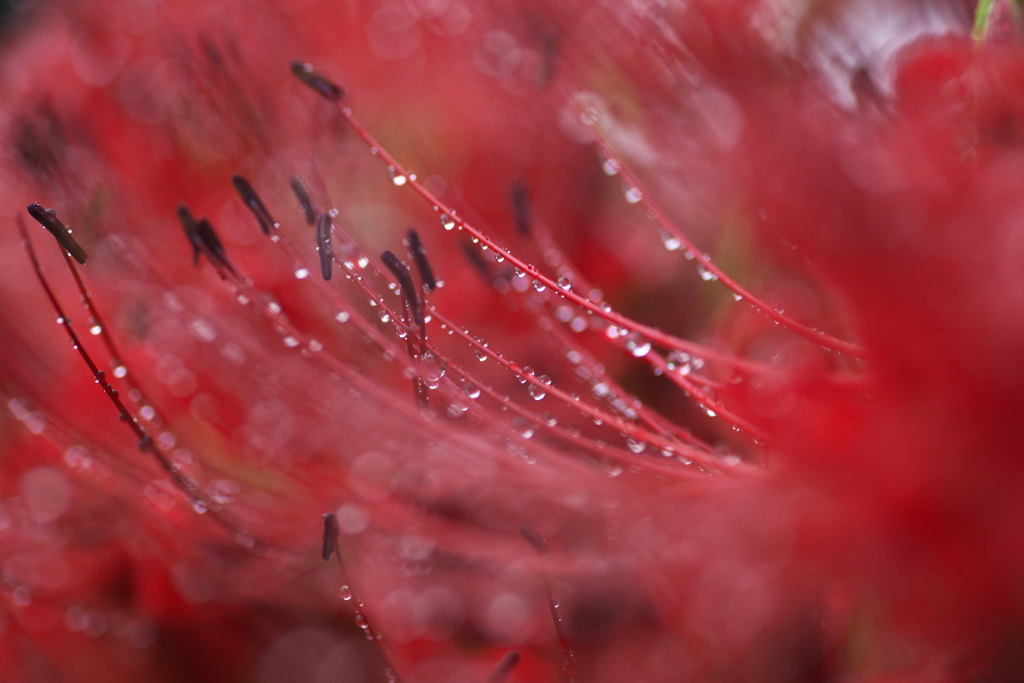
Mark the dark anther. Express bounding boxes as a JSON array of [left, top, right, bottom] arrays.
[[486, 651, 521, 683], [316, 213, 333, 281], [321, 512, 340, 561], [232, 175, 276, 236], [406, 229, 437, 292], [289, 175, 317, 226], [26, 203, 88, 264], [177, 204, 237, 276], [381, 250, 423, 333], [509, 181, 531, 236], [290, 60, 345, 102], [519, 523, 549, 555]]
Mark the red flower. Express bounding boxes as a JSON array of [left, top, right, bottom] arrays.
[[1, 0, 1022, 681]]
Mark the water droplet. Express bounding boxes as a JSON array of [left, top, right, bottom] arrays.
[[334, 311, 350, 323], [339, 585, 353, 601], [533, 280, 547, 293], [623, 186, 643, 203], [557, 277, 572, 290], [388, 165, 407, 186], [192, 501, 208, 514], [267, 301, 282, 315], [697, 265, 718, 281], [625, 333, 652, 358], [112, 364, 127, 379], [294, 267, 310, 280], [660, 231, 682, 251], [515, 420, 535, 439], [283, 336, 300, 348], [528, 384, 546, 401], [463, 382, 481, 399], [88, 319, 102, 336], [55, 316, 65, 324], [732, 292, 743, 301], [474, 349, 488, 362], [440, 214, 456, 230], [379, 311, 391, 323], [626, 437, 646, 454], [355, 614, 369, 630], [357, 256, 369, 269], [418, 353, 445, 389], [602, 158, 621, 176]]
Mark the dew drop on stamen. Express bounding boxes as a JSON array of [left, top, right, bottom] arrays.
[[533, 280, 546, 293], [463, 382, 481, 399], [512, 418, 535, 439], [339, 585, 352, 601], [192, 501, 208, 514], [528, 384, 546, 401], [112, 364, 128, 379], [388, 165, 407, 186], [440, 213, 456, 230], [660, 231, 682, 251], [294, 267, 310, 280], [697, 264, 718, 282], [474, 349, 488, 363], [732, 292, 744, 301], [418, 353, 444, 390], [557, 277, 572, 291], [626, 437, 647, 454], [334, 311, 350, 323], [623, 186, 643, 203], [625, 333, 652, 358], [602, 158, 621, 176], [88, 318, 102, 335]]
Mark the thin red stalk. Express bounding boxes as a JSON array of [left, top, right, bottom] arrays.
[[322, 514, 402, 683], [316, 92, 766, 373], [589, 136, 866, 359], [520, 525, 577, 683], [522, 212, 765, 440], [428, 307, 754, 475], [251, 202, 718, 476], [16, 215, 233, 530]]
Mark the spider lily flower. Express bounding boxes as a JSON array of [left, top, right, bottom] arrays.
[[0, 1, 1020, 681]]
